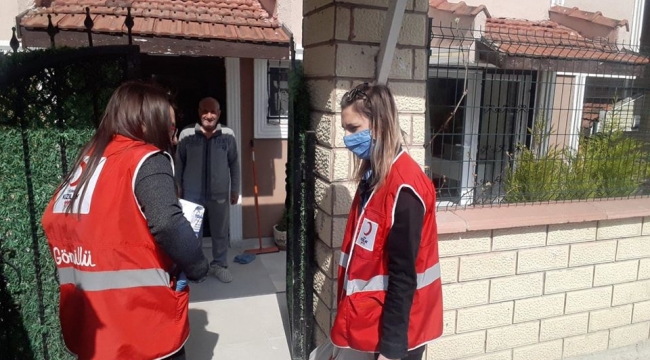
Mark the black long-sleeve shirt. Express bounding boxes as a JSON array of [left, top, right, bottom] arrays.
[[359, 184, 426, 359], [134, 153, 209, 282]]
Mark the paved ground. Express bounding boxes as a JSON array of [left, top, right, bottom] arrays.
[[184, 248, 291, 360]]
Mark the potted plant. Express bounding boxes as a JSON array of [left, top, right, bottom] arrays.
[[273, 208, 289, 251]]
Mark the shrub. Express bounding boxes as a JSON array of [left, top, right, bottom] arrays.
[[505, 116, 650, 202]]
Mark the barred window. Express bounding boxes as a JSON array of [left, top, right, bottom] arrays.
[[267, 61, 290, 125]]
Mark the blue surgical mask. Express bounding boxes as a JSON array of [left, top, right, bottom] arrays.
[[344, 129, 372, 160]]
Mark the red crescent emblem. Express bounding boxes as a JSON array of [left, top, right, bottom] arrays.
[[363, 221, 373, 236], [69, 161, 86, 187]]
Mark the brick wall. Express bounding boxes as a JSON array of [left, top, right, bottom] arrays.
[[428, 216, 650, 360]]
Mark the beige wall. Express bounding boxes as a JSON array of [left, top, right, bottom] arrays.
[[549, 75, 576, 151], [239, 58, 288, 240], [428, 217, 650, 360], [0, 0, 32, 42], [564, 0, 636, 44], [277, 0, 304, 47]]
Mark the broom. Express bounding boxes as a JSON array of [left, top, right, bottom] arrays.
[[245, 139, 279, 255]]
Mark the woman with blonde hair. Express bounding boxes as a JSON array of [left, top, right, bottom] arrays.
[[329, 83, 443, 360]]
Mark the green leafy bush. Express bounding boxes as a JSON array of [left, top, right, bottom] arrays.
[[505, 116, 650, 202]]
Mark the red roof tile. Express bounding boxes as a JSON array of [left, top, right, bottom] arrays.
[[429, 0, 490, 17], [20, 0, 289, 44], [550, 6, 629, 31], [582, 102, 616, 128], [484, 18, 648, 65]]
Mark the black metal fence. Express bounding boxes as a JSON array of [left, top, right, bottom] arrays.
[[426, 23, 650, 209]]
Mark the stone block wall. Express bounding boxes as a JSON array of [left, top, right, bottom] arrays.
[[428, 217, 650, 360]]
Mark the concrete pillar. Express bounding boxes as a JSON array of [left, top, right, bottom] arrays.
[[302, 0, 430, 346]]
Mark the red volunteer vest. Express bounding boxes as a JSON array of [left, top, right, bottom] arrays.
[[41, 135, 189, 360], [331, 151, 443, 352]]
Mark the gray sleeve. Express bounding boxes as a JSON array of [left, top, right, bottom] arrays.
[[134, 153, 209, 282], [228, 134, 240, 193]]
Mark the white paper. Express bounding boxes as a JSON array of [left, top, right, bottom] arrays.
[[179, 199, 205, 238]]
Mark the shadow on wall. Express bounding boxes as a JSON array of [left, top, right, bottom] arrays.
[[185, 308, 220, 360], [312, 182, 354, 347], [240, 139, 288, 239], [241, 137, 287, 197]]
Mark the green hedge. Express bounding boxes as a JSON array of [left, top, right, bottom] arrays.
[[1, 46, 125, 360], [1, 127, 94, 360]]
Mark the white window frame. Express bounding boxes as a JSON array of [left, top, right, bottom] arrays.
[[630, 0, 646, 50], [254, 58, 290, 139], [556, 72, 637, 153], [550, 0, 565, 6]]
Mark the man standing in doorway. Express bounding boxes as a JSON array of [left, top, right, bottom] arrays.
[[175, 97, 240, 283]]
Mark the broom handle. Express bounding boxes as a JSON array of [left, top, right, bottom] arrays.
[[251, 139, 263, 249]]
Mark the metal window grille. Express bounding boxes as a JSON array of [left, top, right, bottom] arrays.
[[427, 23, 650, 210], [267, 60, 290, 125]]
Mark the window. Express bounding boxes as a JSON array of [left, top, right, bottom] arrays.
[[254, 59, 290, 139], [267, 64, 290, 125]]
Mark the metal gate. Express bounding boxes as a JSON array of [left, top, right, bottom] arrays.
[[286, 39, 316, 360]]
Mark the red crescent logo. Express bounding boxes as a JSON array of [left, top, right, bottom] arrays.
[[363, 222, 373, 236], [69, 161, 86, 187]]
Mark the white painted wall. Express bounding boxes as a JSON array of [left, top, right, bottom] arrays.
[[276, 0, 303, 49], [0, 0, 33, 43]]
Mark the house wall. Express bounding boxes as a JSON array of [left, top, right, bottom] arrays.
[[564, 0, 636, 44], [462, 0, 549, 21], [0, 0, 32, 43], [240, 58, 288, 239], [549, 75, 576, 151], [277, 0, 304, 48], [428, 216, 650, 360]]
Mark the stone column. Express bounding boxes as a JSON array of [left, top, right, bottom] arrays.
[[302, 0, 430, 346]]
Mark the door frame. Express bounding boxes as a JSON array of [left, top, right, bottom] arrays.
[[225, 57, 243, 243]]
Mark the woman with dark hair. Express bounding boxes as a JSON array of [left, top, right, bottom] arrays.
[[329, 83, 443, 360], [41, 81, 209, 360]]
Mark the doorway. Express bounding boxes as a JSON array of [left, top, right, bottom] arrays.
[[141, 55, 226, 131]]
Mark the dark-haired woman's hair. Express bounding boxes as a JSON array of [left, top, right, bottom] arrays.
[[63, 81, 172, 214]]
